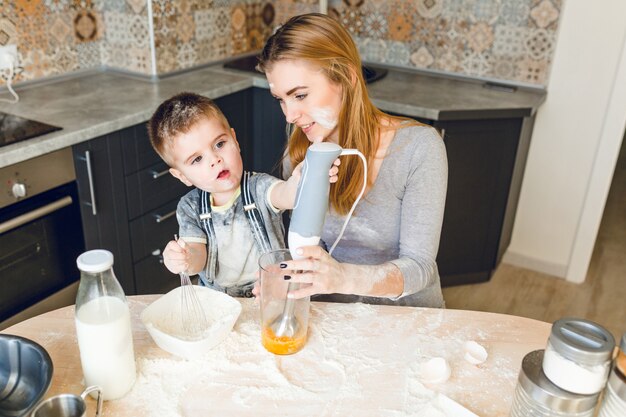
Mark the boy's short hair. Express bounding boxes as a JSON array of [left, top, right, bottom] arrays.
[[148, 92, 230, 165]]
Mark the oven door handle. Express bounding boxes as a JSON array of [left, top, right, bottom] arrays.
[[0, 196, 73, 234]]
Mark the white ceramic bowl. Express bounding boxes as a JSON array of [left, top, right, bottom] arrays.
[[140, 286, 242, 359]]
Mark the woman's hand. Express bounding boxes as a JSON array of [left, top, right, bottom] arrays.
[[278, 245, 350, 298], [278, 245, 405, 299]]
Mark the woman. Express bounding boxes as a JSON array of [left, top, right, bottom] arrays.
[[257, 13, 448, 307]]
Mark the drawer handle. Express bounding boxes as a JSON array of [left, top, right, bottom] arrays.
[[152, 249, 164, 264], [151, 169, 169, 179], [154, 210, 176, 223], [82, 150, 97, 215]]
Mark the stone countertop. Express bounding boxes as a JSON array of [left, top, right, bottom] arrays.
[[0, 64, 546, 168]]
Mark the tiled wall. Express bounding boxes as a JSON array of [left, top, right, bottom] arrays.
[[152, 0, 318, 74], [329, 0, 562, 86], [0, 0, 104, 83], [1, 0, 560, 87], [100, 0, 152, 76]]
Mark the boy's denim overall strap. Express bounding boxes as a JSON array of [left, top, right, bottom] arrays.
[[241, 171, 272, 255], [199, 189, 218, 286]]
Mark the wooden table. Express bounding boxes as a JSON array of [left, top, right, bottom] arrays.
[[2, 296, 551, 417]]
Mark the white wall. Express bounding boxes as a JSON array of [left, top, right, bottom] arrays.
[[504, 0, 626, 282]]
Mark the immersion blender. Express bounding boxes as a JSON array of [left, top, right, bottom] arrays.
[[271, 142, 365, 338]]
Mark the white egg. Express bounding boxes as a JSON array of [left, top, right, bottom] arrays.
[[419, 357, 452, 385], [463, 341, 488, 365]]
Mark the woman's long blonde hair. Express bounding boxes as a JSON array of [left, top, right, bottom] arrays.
[[258, 13, 418, 215]]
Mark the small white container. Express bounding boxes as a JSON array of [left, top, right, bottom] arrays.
[[542, 318, 614, 395], [510, 350, 600, 417]]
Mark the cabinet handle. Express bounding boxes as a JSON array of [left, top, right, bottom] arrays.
[[152, 249, 164, 264], [83, 150, 97, 215], [151, 169, 169, 179], [440, 128, 446, 139], [154, 210, 176, 223]]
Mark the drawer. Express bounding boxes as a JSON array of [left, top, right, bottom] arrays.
[[129, 199, 179, 263], [122, 123, 162, 175], [125, 161, 189, 220], [134, 254, 179, 295]]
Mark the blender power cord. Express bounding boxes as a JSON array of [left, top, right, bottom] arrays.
[[328, 150, 367, 255]]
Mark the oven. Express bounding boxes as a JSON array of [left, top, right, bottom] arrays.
[[0, 148, 84, 329]]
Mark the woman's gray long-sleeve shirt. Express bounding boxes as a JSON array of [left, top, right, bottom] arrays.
[[286, 124, 448, 308]]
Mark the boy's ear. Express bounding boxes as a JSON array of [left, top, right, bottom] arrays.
[[231, 127, 240, 151], [169, 167, 193, 186]]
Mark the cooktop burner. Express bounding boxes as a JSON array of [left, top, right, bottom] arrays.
[[0, 112, 62, 148]]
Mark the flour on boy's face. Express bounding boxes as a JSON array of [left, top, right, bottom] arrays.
[[168, 117, 243, 204]]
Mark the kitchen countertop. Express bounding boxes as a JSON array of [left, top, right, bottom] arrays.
[[2, 295, 551, 416], [0, 64, 546, 169]]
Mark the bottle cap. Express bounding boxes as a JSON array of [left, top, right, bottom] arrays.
[[518, 350, 600, 413], [77, 250, 114, 273], [549, 318, 614, 366]]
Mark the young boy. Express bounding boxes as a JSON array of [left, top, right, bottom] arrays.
[[148, 92, 336, 297]]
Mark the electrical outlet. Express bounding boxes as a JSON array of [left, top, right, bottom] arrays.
[[0, 44, 18, 70]]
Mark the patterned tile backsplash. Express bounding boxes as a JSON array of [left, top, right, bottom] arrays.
[[0, 0, 560, 88]]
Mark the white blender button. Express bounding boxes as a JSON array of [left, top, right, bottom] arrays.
[[12, 183, 27, 198]]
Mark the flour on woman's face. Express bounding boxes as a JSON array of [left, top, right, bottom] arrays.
[[265, 60, 343, 144], [311, 107, 337, 131]]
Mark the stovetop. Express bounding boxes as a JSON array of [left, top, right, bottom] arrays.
[[0, 112, 62, 148]]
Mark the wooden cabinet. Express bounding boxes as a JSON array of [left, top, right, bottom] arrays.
[[73, 91, 251, 295]]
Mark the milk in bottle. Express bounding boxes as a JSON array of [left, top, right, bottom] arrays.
[[75, 250, 136, 400]]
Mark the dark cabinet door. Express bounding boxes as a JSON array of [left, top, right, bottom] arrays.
[[252, 88, 288, 176], [72, 130, 135, 294], [434, 118, 523, 286], [214, 89, 253, 169]]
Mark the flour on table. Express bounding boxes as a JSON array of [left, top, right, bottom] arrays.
[[119, 302, 517, 416]]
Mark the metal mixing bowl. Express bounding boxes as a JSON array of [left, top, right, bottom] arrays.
[[0, 334, 53, 417]]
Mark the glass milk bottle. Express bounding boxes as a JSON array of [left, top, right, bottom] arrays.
[[75, 250, 136, 400]]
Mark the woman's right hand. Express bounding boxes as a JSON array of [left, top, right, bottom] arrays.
[[162, 239, 189, 274]]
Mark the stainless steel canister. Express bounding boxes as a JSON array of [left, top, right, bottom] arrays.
[[597, 361, 626, 417], [510, 350, 600, 417], [543, 318, 614, 394]]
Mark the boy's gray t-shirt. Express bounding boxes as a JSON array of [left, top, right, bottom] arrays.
[[176, 173, 285, 297]]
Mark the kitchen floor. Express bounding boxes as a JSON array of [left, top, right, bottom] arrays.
[[443, 135, 626, 342]]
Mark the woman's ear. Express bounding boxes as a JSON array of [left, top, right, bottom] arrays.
[[169, 167, 193, 186]]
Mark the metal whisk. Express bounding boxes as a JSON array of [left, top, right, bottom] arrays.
[[175, 235, 209, 337]]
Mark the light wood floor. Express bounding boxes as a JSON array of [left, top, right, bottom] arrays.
[[443, 137, 626, 342]]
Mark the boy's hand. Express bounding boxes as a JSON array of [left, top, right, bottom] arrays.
[[289, 157, 340, 186], [162, 239, 189, 274], [271, 158, 340, 210]]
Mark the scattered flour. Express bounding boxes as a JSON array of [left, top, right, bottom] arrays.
[[117, 302, 522, 416]]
